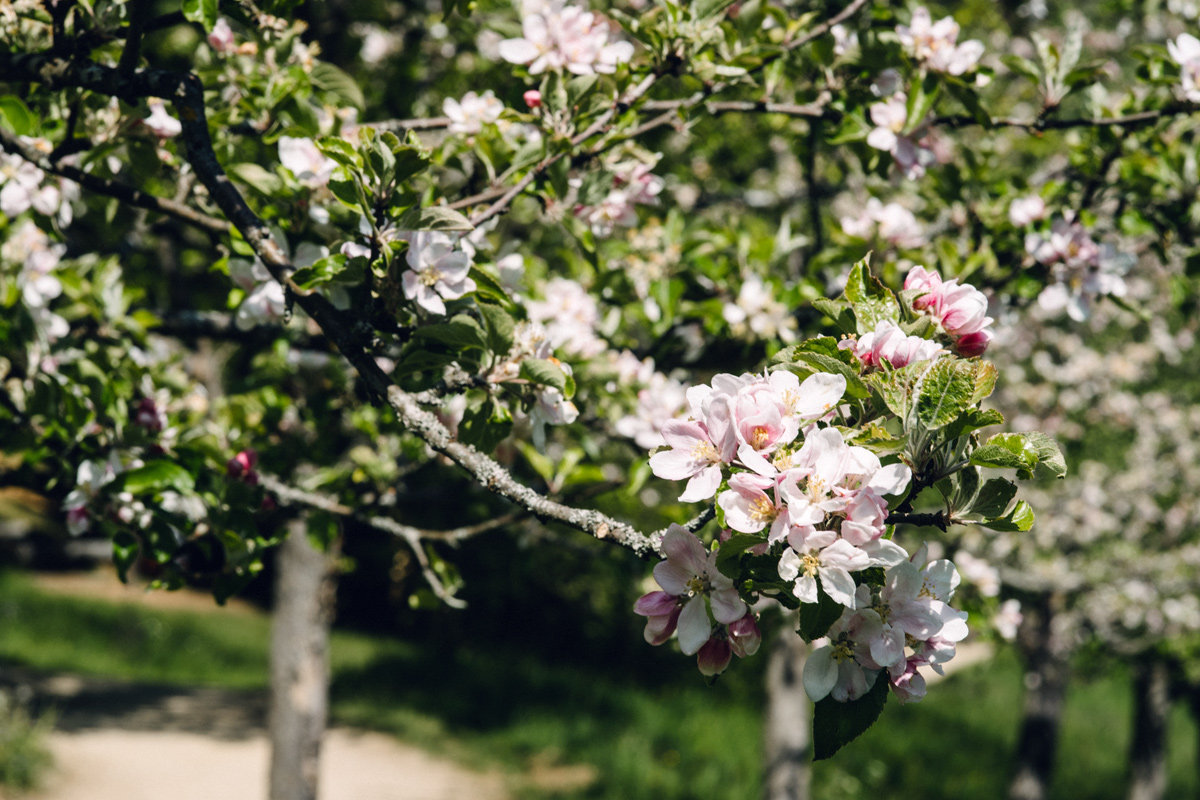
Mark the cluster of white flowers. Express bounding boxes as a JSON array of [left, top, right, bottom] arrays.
[[722, 275, 799, 344], [443, 91, 505, 135], [640, 367, 969, 697], [498, 0, 634, 76], [0, 137, 76, 224], [840, 198, 926, 249], [525, 277, 608, 358], [896, 6, 984, 76], [1025, 215, 1130, 322]]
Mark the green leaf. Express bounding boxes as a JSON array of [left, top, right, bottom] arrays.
[[327, 177, 362, 210], [904, 71, 940, 134], [291, 254, 349, 290], [458, 399, 514, 453], [964, 477, 1018, 520], [310, 61, 365, 110], [693, 0, 738, 19], [798, 582, 845, 643], [0, 96, 37, 136], [781, 353, 869, 400], [519, 358, 570, 395], [813, 670, 889, 760], [941, 406, 1004, 442], [315, 136, 361, 169], [121, 460, 195, 494], [980, 499, 1035, 532], [181, 0, 217, 29], [227, 163, 283, 195], [414, 316, 487, 350], [872, 357, 977, 431], [468, 267, 514, 306], [715, 533, 767, 580], [843, 256, 899, 335], [477, 301, 516, 355], [971, 431, 1067, 479], [810, 297, 857, 335], [396, 205, 474, 232]]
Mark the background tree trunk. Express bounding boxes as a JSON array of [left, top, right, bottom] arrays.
[[268, 518, 339, 800], [1126, 656, 1171, 800], [1008, 591, 1073, 800], [763, 619, 811, 800]]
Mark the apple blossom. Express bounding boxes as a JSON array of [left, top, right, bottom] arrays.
[[838, 320, 944, 369], [636, 525, 747, 655], [400, 231, 477, 315], [1168, 33, 1200, 102], [443, 91, 505, 135], [279, 136, 337, 187], [498, 0, 634, 76], [896, 7, 984, 76], [142, 100, 182, 138]]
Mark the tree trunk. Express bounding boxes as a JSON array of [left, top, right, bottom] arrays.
[[763, 621, 811, 800], [1126, 656, 1171, 800], [1008, 592, 1073, 800], [268, 518, 339, 800]]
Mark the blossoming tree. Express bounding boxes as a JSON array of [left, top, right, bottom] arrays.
[[2, 0, 1200, 795]]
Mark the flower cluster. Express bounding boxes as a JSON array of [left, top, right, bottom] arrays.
[[896, 6, 984, 76], [574, 160, 664, 236], [443, 91, 505, 135], [640, 365, 971, 699], [1025, 216, 1129, 321], [1169, 33, 1200, 102], [838, 320, 944, 369], [806, 548, 967, 704], [840, 198, 926, 249], [498, 0, 634, 76], [634, 525, 761, 676], [904, 265, 994, 357], [866, 91, 938, 180]]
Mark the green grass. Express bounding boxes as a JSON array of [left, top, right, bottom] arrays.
[[0, 570, 1196, 800]]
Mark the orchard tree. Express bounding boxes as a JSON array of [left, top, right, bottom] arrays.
[[2, 0, 1200, 797]]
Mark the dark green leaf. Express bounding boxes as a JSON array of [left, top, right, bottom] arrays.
[[519, 358, 570, 394], [310, 61, 365, 110], [798, 582, 845, 643], [414, 316, 487, 350], [843, 257, 899, 335], [478, 301, 516, 355], [291, 254, 349, 290], [715, 533, 768, 580], [693, 0, 738, 19], [121, 460, 196, 494], [813, 669, 889, 760], [979, 500, 1035, 532], [396, 205, 474, 232], [0, 96, 37, 136], [181, 0, 217, 29]]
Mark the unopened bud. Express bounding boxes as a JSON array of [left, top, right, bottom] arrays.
[[524, 89, 542, 109]]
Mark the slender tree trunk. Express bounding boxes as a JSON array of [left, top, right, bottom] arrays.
[[1008, 592, 1073, 800], [268, 518, 339, 800], [1127, 656, 1171, 800], [1188, 681, 1200, 779], [763, 621, 811, 800]]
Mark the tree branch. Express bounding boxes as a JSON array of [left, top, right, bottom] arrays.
[[933, 104, 1196, 132], [0, 49, 699, 559], [0, 125, 231, 234], [367, 117, 453, 132]]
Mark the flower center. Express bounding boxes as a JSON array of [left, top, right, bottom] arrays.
[[420, 268, 443, 287], [750, 427, 771, 450], [686, 576, 707, 596], [749, 495, 776, 523], [691, 440, 719, 463], [800, 552, 820, 576]]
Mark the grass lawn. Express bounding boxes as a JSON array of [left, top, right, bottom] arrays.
[[0, 570, 1195, 799]]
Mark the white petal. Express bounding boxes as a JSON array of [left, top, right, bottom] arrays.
[[676, 597, 711, 655]]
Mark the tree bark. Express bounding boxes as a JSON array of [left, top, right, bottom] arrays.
[[268, 518, 339, 800], [1126, 656, 1171, 800], [1008, 592, 1073, 800], [763, 621, 811, 800]]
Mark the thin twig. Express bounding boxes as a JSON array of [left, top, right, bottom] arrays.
[[0, 126, 231, 234], [367, 117, 453, 132]]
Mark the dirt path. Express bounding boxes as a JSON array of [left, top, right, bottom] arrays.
[[12, 571, 511, 800], [34, 728, 507, 800]]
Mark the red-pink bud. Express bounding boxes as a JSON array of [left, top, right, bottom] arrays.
[[524, 89, 542, 109], [955, 331, 992, 358], [697, 638, 733, 676], [728, 613, 762, 658]]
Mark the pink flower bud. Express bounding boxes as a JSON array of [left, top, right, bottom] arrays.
[[523, 90, 542, 109], [697, 638, 733, 676], [955, 330, 992, 358], [226, 449, 259, 484], [727, 613, 762, 658]]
